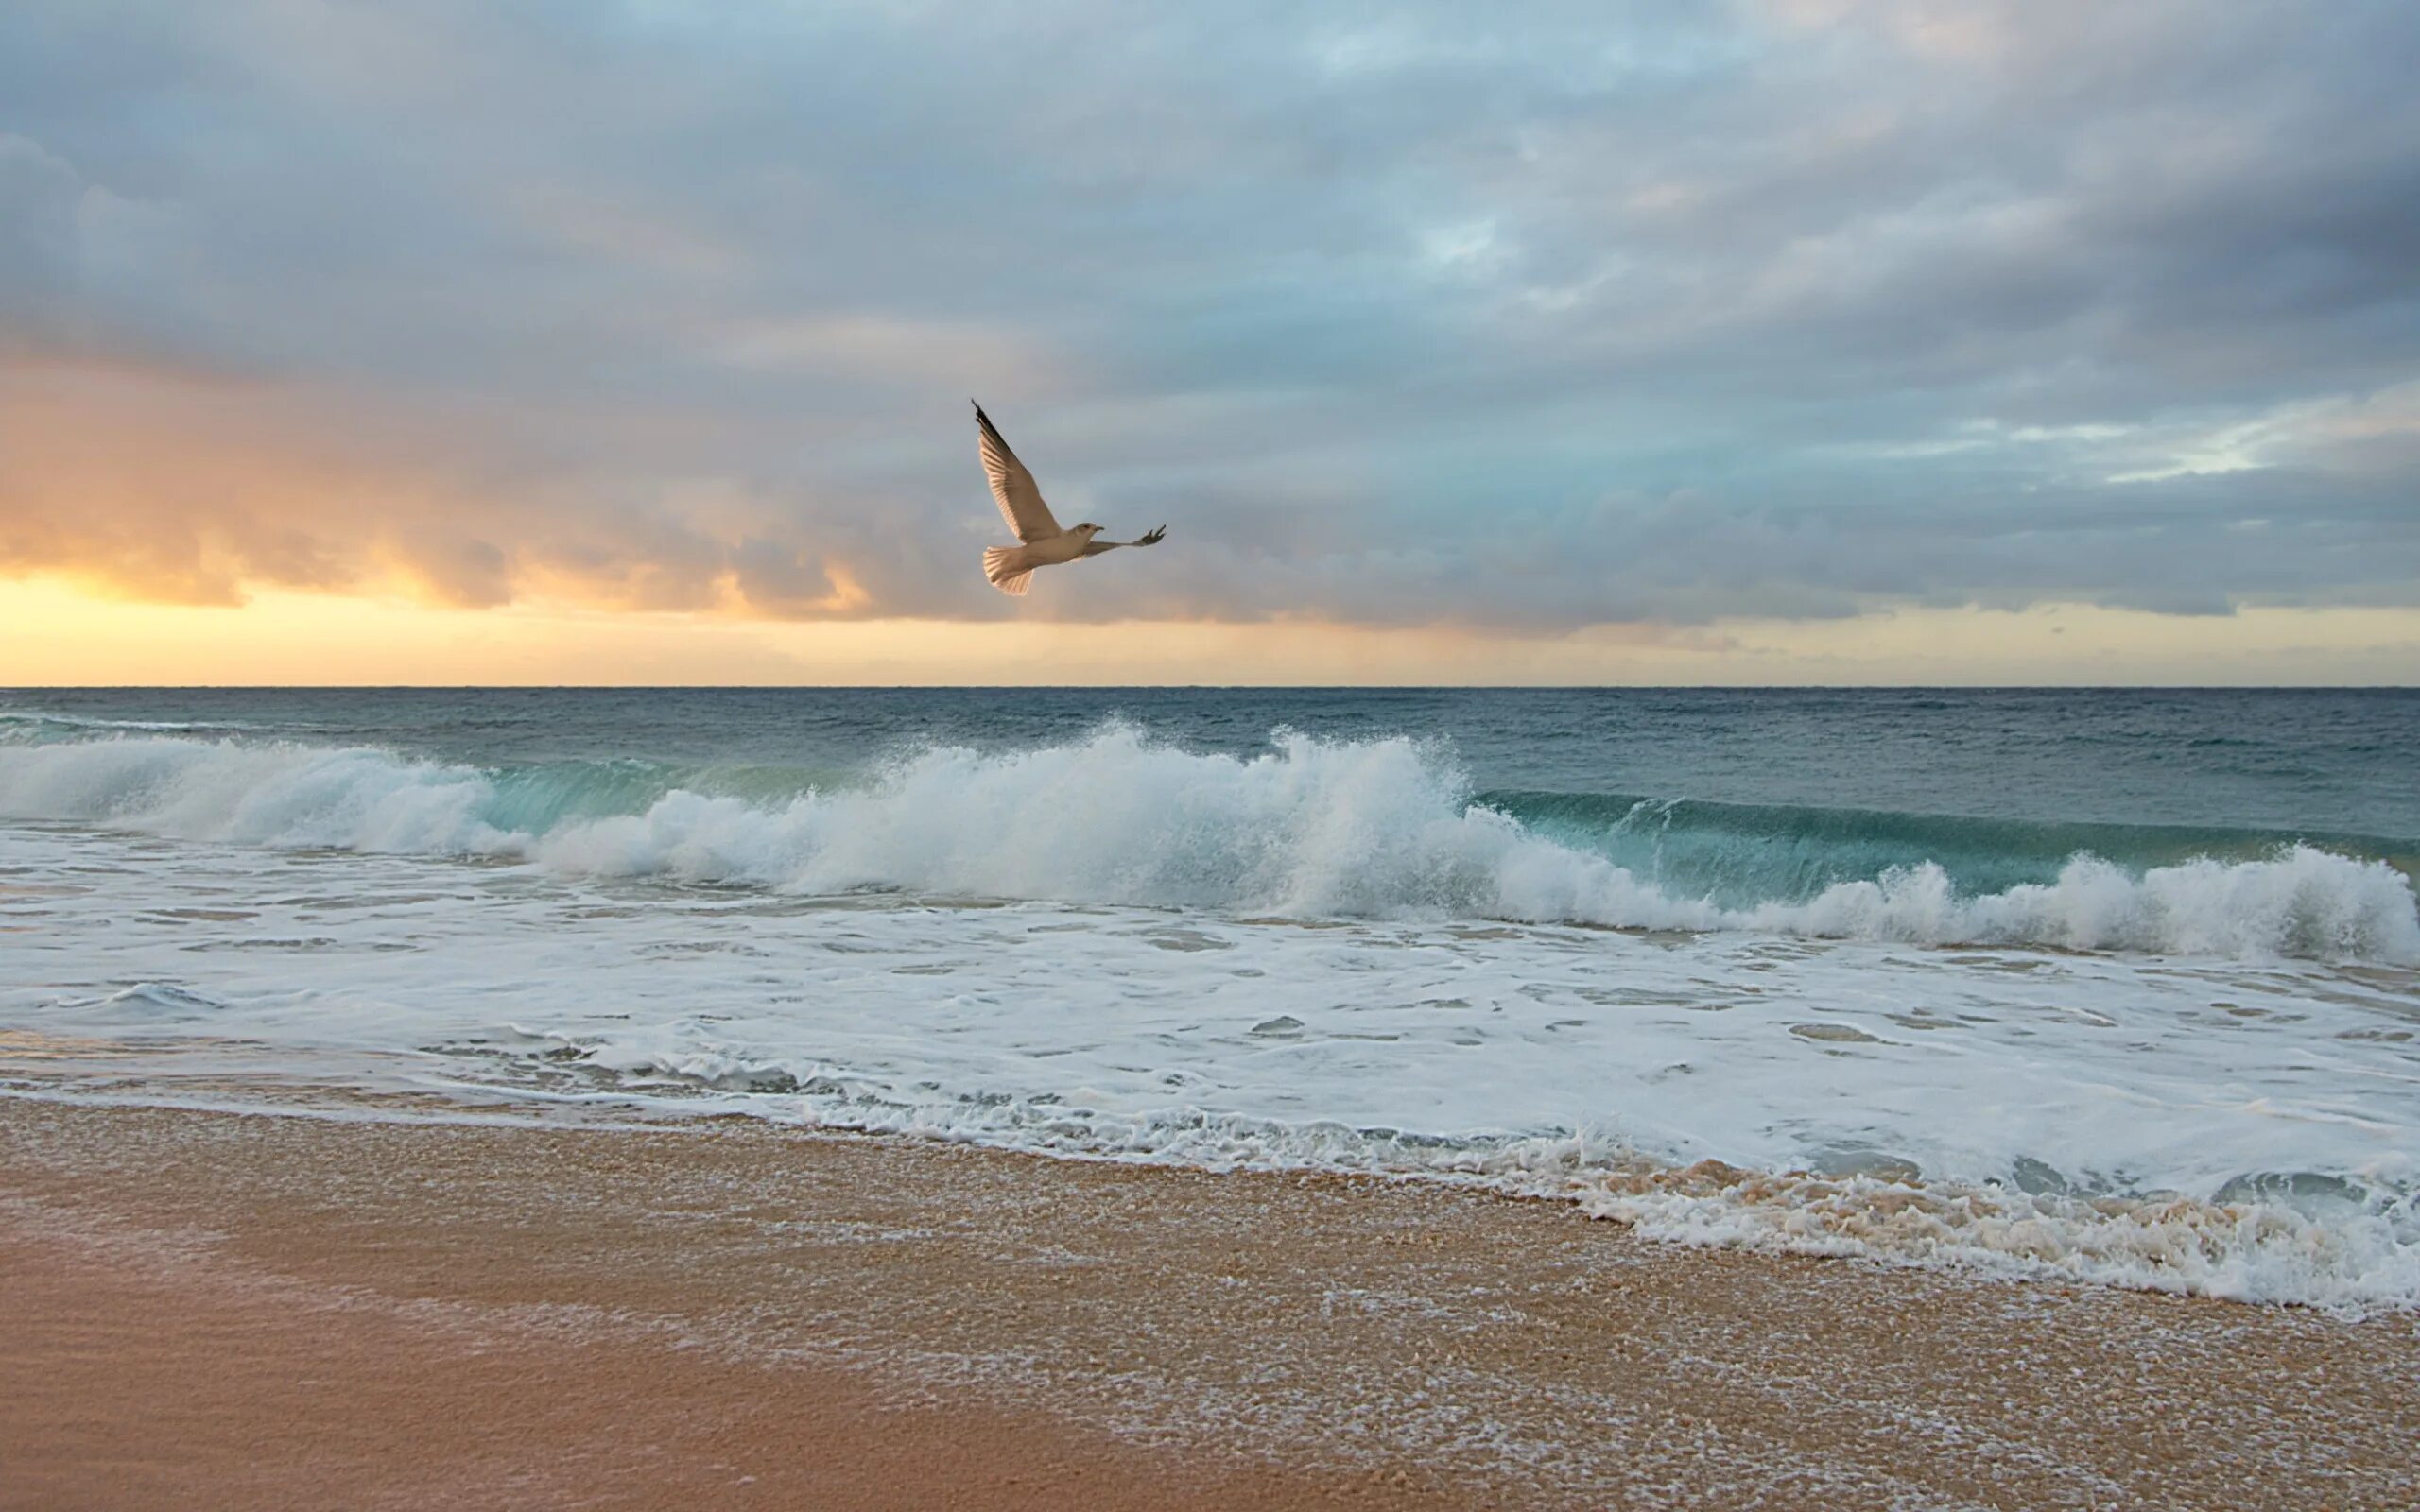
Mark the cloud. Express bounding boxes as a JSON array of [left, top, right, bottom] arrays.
[[0, 0, 2414, 634]]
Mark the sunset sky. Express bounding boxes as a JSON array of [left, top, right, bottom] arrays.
[[4, 1, 2416, 684]]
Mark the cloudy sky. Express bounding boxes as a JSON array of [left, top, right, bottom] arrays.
[[3, 0, 2417, 682]]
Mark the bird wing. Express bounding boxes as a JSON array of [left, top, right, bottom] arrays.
[[1079, 525, 1167, 558], [973, 403, 1061, 543]]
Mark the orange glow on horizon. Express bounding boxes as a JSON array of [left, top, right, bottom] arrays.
[[3, 577, 2415, 687]]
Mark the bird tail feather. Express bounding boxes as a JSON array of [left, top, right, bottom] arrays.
[[983, 547, 1034, 596]]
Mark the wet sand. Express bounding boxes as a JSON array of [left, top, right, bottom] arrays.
[[4, 1096, 2416, 1510]]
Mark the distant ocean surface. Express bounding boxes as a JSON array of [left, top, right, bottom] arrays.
[[5, 688, 2418, 1308]]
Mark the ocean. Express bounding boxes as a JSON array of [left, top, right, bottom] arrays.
[[4, 687, 2417, 1309]]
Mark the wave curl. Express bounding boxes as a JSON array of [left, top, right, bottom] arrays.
[[4, 726, 2414, 961]]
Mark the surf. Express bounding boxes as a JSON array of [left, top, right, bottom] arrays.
[[3, 723, 2415, 963]]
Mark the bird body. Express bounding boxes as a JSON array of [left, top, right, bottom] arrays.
[[972, 402, 1164, 595], [981, 526, 1099, 596]]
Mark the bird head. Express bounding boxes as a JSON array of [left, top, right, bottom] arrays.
[[1075, 522, 1102, 537]]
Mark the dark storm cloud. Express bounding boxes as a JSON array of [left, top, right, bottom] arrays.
[[0, 0, 2414, 625]]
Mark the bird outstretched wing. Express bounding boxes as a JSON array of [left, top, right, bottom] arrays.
[[973, 402, 1062, 543], [1080, 525, 1167, 557]]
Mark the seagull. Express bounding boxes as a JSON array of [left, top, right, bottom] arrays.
[[973, 401, 1165, 595]]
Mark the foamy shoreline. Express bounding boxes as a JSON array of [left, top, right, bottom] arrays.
[[5, 1095, 2414, 1510]]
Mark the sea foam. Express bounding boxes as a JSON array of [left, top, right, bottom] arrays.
[[9, 803, 2420, 1312]]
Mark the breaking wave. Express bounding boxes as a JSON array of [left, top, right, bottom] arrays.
[[3, 725, 2414, 962]]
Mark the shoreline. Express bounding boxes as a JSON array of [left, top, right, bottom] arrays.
[[6, 1095, 2417, 1509]]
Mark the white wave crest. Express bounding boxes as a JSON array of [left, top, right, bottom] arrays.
[[4, 727, 2414, 961], [0, 734, 511, 853]]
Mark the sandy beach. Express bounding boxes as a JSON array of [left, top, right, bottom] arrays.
[[4, 1095, 2415, 1511]]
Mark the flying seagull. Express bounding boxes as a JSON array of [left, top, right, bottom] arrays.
[[973, 401, 1165, 596]]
